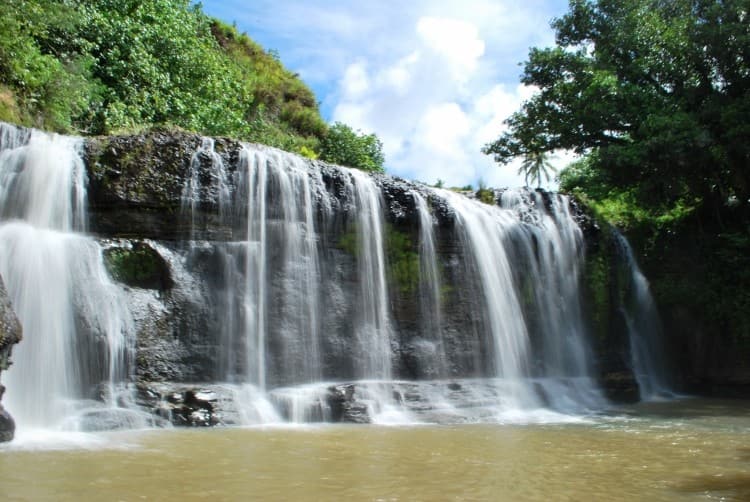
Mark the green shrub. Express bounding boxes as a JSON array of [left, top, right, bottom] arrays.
[[319, 122, 385, 172], [0, 0, 329, 153]]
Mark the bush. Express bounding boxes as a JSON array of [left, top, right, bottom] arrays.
[[0, 0, 328, 152], [319, 122, 385, 172]]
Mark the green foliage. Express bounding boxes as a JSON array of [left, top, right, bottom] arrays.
[[298, 145, 319, 160], [489, 0, 750, 364], [337, 224, 420, 294], [0, 0, 328, 151], [485, 0, 750, 213], [584, 244, 611, 342], [337, 227, 359, 256], [385, 227, 420, 295], [0, 87, 22, 124], [475, 179, 496, 205], [0, 0, 100, 131], [519, 150, 556, 188], [103, 243, 172, 291], [319, 122, 385, 172], [476, 188, 496, 205]]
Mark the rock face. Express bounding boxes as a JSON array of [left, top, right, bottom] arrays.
[[0, 126, 650, 429], [80, 129, 645, 427], [0, 274, 22, 442]]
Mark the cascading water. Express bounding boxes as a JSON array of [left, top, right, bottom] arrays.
[[0, 123, 134, 432], [436, 189, 605, 414], [347, 170, 392, 381], [441, 190, 532, 382], [413, 191, 448, 377], [181, 142, 335, 422], [614, 233, 672, 399], [237, 146, 327, 387], [0, 123, 674, 433]]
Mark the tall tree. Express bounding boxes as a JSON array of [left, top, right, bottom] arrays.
[[519, 150, 556, 188], [484, 0, 750, 212], [483, 0, 750, 377]]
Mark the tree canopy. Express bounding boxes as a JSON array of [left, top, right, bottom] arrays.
[[484, 0, 749, 213], [484, 0, 750, 364]]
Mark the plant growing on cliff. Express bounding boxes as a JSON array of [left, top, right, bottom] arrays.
[[385, 226, 420, 295], [475, 179, 496, 205], [319, 122, 385, 173]]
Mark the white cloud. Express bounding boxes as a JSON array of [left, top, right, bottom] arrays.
[[340, 61, 370, 98], [415, 103, 471, 155], [329, 15, 546, 188], [416, 17, 485, 80], [201, 0, 570, 188]]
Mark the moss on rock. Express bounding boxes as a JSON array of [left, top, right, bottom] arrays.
[[103, 242, 173, 291]]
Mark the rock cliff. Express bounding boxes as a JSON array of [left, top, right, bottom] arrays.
[[0, 275, 22, 442]]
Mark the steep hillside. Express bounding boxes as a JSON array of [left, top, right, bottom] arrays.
[[0, 0, 326, 153]]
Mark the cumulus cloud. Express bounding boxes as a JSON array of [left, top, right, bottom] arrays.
[[416, 17, 485, 81], [201, 0, 571, 188], [330, 14, 548, 188]]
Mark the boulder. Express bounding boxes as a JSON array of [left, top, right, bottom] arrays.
[[0, 274, 21, 442]]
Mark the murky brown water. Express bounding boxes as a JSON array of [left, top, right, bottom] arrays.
[[1, 399, 749, 501]]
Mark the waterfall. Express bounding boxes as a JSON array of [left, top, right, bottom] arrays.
[[440, 190, 531, 382], [182, 144, 329, 390], [0, 124, 133, 430], [181, 137, 231, 237], [0, 124, 675, 431], [347, 169, 392, 380], [241, 146, 326, 387], [177, 143, 608, 422], [614, 233, 672, 399], [499, 191, 593, 378], [434, 189, 605, 412], [413, 191, 448, 377]]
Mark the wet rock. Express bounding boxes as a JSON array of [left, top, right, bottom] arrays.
[[0, 399, 14, 442], [0, 275, 22, 366], [74, 407, 168, 432], [85, 130, 243, 240], [135, 384, 223, 427], [601, 371, 640, 403], [0, 274, 21, 442], [79, 127, 647, 411], [327, 384, 371, 424], [103, 241, 173, 290]]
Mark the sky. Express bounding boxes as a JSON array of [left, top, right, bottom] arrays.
[[200, 0, 571, 189]]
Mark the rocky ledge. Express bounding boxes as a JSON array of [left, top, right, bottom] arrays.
[[0, 275, 22, 442]]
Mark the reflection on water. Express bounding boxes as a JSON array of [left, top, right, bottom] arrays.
[[1, 399, 748, 501]]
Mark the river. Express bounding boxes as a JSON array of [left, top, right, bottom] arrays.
[[2, 398, 748, 501]]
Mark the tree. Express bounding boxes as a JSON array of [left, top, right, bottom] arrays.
[[484, 0, 750, 380], [319, 122, 385, 172], [484, 0, 750, 213], [519, 150, 556, 188]]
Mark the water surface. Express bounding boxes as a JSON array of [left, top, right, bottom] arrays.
[[1, 399, 748, 501]]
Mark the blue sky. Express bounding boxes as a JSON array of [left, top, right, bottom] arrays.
[[200, 0, 571, 188]]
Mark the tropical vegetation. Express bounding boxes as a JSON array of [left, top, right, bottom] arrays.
[[0, 0, 384, 171], [486, 0, 750, 366]]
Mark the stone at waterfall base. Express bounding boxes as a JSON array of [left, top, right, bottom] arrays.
[[0, 404, 15, 442]]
